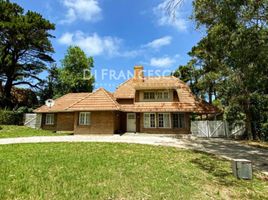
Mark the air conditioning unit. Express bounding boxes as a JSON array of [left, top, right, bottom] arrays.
[[232, 159, 253, 180]]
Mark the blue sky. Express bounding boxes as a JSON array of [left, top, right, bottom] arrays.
[[13, 0, 204, 91]]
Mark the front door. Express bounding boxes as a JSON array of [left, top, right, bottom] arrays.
[[127, 113, 136, 132]]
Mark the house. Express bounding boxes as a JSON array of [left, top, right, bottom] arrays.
[[34, 66, 220, 135]]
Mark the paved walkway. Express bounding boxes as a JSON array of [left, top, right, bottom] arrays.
[[0, 135, 267, 174]]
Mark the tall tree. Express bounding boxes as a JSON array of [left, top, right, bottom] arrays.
[[170, 0, 268, 139], [38, 63, 59, 104], [57, 46, 95, 96], [0, 0, 55, 108]]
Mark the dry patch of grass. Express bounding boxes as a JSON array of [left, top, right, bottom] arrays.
[[241, 140, 268, 150], [0, 143, 267, 200]]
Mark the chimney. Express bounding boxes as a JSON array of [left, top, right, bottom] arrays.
[[133, 65, 144, 81]]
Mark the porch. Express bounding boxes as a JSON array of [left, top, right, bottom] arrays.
[[117, 112, 191, 135]]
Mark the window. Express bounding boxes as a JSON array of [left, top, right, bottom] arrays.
[[149, 92, 155, 99], [144, 92, 150, 100], [144, 92, 155, 100], [158, 113, 171, 128], [163, 92, 169, 99], [173, 113, 185, 128], [45, 114, 54, 125], [156, 92, 163, 99], [144, 113, 156, 128], [79, 112, 90, 125], [143, 91, 170, 100]]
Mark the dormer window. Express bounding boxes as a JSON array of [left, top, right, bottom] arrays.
[[144, 92, 155, 100], [143, 91, 169, 100], [163, 92, 169, 99]]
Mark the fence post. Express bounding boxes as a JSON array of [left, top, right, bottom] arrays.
[[207, 120, 210, 137]]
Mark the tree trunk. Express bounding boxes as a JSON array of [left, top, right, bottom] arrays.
[[245, 111, 253, 140], [1, 78, 13, 108], [208, 85, 213, 103]]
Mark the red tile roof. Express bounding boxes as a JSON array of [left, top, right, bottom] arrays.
[[120, 101, 220, 114], [34, 76, 220, 114], [34, 88, 119, 113]]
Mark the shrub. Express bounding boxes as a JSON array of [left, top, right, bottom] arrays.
[[0, 110, 23, 125]]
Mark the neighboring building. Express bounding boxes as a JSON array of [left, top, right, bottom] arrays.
[[34, 66, 220, 135]]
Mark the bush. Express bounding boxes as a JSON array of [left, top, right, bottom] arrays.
[[0, 110, 23, 125], [260, 122, 268, 141]]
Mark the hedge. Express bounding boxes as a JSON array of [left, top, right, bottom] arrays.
[[0, 110, 23, 125]]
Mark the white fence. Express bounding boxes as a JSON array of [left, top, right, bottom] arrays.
[[191, 121, 245, 138], [24, 113, 42, 129]]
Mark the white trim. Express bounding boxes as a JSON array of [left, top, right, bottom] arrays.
[[143, 113, 156, 128], [45, 114, 54, 125], [141, 90, 172, 102], [127, 113, 136, 132], [158, 113, 171, 128], [79, 112, 91, 125]]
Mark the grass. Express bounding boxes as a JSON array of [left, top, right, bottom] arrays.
[[0, 125, 71, 138], [0, 143, 267, 200], [241, 140, 268, 150]]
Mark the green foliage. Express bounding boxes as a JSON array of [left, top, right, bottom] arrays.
[[0, 110, 23, 125], [38, 64, 60, 103], [174, 0, 268, 140], [0, 0, 55, 108], [57, 46, 95, 96]]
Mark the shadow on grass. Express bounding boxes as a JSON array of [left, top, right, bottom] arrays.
[[190, 151, 234, 186]]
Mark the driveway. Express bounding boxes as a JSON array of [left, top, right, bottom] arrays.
[[0, 135, 267, 174]]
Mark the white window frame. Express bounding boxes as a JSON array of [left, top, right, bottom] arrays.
[[143, 91, 170, 101], [163, 91, 169, 99], [144, 113, 156, 128], [79, 112, 91, 125], [144, 92, 155, 100], [45, 114, 54, 125], [158, 113, 171, 128]]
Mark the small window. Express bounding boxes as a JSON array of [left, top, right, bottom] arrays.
[[156, 92, 163, 99], [144, 92, 150, 100], [173, 113, 185, 128], [144, 113, 156, 128], [163, 92, 169, 99], [144, 92, 155, 100], [149, 92, 155, 99], [158, 113, 171, 128], [45, 114, 54, 125], [79, 112, 90, 125]]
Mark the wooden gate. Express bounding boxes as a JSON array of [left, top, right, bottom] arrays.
[[191, 121, 245, 138], [191, 121, 228, 138], [24, 113, 42, 129]]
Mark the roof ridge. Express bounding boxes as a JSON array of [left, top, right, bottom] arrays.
[[116, 78, 133, 89], [100, 88, 120, 110], [65, 92, 93, 111], [33, 93, 75, 112]]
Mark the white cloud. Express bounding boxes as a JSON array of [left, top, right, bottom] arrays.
[[58, 31, 121, 56], [60, 0, 102, 24], [153, 0, 187, 32], [149, 56, 176, 68], [144, 36, 172, 49]]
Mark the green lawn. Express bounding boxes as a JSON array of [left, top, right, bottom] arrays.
[[0, 125, 71, 138], [0, 143, 267, 200]]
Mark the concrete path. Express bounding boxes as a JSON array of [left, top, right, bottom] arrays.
[[0, 135, 267, 174]]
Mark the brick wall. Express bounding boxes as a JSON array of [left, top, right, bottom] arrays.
[[74, 111, 117, 135], [41, 113, 57, 131], [41, 112, 74, 131], [56, 113, 74, 131]]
